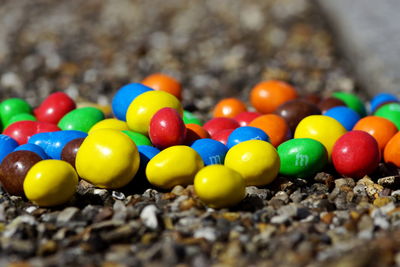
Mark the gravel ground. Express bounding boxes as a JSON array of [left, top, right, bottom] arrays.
[[1, 0, 399, 266]]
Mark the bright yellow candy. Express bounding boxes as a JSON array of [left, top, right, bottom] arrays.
[[126, 90, 183, 135], [224, 140, 280, 186], [294, 115, 347, 159], [146, 145, 204, 189], [76, 129, 140, 189], [194, 165, 246, 209], [23, 160, 78, 207], [88, 118, 129, 134]]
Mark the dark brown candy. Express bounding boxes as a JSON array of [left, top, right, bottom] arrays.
[[274, 99, 321, 133], [302, 93, 321, 105], [0, 150, 42, 196], [61, 138, 85, 169], [318, 97, 346, 113]]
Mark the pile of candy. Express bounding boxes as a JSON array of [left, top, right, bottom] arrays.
[[1, 73, 400, 209]]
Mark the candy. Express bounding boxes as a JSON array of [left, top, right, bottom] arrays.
[[0, 151, 42, 196], [277, 138, 328, 178], [384, 131, 400, 167], [34, 92, 76, 124], [353, 116, 397, 151], [370, 93, 399, 113], [294, 115, 346, 159], [0, 134, 19, 163], [332, 91, 366, 117], [184, 123, 210, 145], [126, 90, 183, 135], [203, 117, 240, 138], [194, 165, 245, 209], [77, 102, 112, 117], [250, 80, 297, 114], [58, 107, 105, 132], [248, 114, 290, 147], [122, 131, 152, 146], [14, 143, 49, 159], [88, 118, 129, 134], [61, 138, 85, 168], [332, 131, 380, 178], [111, 83, 153, 121], [28, 130, 87, 160], [5, 113, 36, 128], [374, 103, 400, 129], [191, 138, 228, 165], [213, 98, 247, 118], [141, 73, 183, 100], [302, 93, 321, 105], [76, 129, 140, 189], [211, 129, 234, 145], [274, 99, 321, 133], [0, 98, 32, 127], [183, 110, 202, 125], [234, 111, 260, 127], [23, 160, 78, 207], [324, 106, 361, 131], [146, 145, 204, 189], [226, 126, 269, 149], [225, 140, 280, 186], [3, 121, 60, 145], [318, 97, 346, 114], [149, 107, 186, 149]]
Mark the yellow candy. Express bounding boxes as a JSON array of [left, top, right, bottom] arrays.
[[224, 140, 280, 186], [23, 160, 78, 207], [76, 129, 140, 189], [294, 115, 347, 159], [194, 165, 246, 209], [126, 90, 183, 135], [146, 145, 204, 189], [88, 118, 129, 134]]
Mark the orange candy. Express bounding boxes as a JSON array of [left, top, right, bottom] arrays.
[[141, 73, 182, 100], [213, 98, 247, 118], [184, 123, 210, 145], [249, 114, 290, 147], [353, 116, 398, 151], [384, 131, 400, 167], [250, 80, 298, 114]]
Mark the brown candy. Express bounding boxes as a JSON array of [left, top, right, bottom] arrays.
[[0, 151, 42, 196], [318, 97, 346, 113], [61, 138, 85, 168], [302, 93, 321, 105], [274, 99, 321, 133]]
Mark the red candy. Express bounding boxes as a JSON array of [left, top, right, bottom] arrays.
[[3, 121, 60, 145], [34, 92, 76, 124], [332, 130, 380, 179], [212, 129, 234, 145], [234, 111, 261, 127], [203, 117, 239, 138], [149, 107, 186, 149]]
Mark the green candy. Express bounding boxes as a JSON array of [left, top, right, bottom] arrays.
[[374, 103, 400, 129], [0, 98, 32, 126], [332, 92, 366, 117], [122, 130, 152, 146], [5, 113, 37, 128], [183, 110, 202, 125], [278, 138, 328, 178], [58, 107, 104, 132]]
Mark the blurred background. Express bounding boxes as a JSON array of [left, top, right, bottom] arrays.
[[0, 0, 355, 114]]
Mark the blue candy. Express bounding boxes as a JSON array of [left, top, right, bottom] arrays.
[[112, 83, 153, 121], [138, 145, 160, 166], [28, 130, 88, 159], [0, 134, 18, 163], [324, 106, 361, 131], [370, 93, 399, 113], [191, 138, 228, 165], [226, 126, 269, 149], [14, 143, 49, 159]]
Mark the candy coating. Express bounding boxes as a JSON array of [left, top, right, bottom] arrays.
[[191, 138, 228, 165], [58, 107, 105, 132], [194, 165, 245, 209], [34, 92, 76, 124]]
